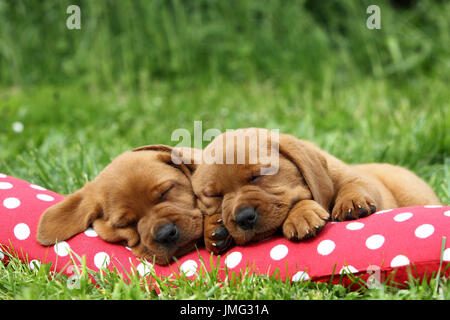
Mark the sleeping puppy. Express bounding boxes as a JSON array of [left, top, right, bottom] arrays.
[[37, 145, 203, 265], [191, 128, 442, 254]]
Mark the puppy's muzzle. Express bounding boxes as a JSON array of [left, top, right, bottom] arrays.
[[235, 206, 258, 230], [154, 223, 179, 246]]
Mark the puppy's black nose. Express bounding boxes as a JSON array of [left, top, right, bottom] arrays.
[[155, 223, 179, 246], [235, 206, 258, 230]]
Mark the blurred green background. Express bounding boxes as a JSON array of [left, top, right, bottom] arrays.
[[0, 0, 448, 202]]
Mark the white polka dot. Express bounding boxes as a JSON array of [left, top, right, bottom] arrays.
[[375, 209, 392, 214], [54, 241, 71, 257], [84, 228, 98, 237], [339, 265, 358, 274], [270, 244, 289, 260], [443, 248, 450, 262], [0, 249, 4, 260], [3, 197, 21, 209], [180, 260, 198, 277], [225, 251, 242, 268], [14, 223, 30, 240], [0, 174, 6, 178], [423, 205, 442, 208], [346, 222, 364, 230], [393, 212, 413, 222], [390, 255, 410, 267], [414, 224, 434, 239], [125, 246, 132, 251], [94, 252, 110, 269], [317, 240, 336, 256], [36, 194, 54, 202], [29, 260, 41, 270], [292, 271, 310, 282], [137, 261, 154, 276], [365, 234, 385, 250], [444, 210, 450, 217], [30, 184, 46, 191], [0, 182, 13, 189]]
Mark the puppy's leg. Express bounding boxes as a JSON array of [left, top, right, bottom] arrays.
[[92, 219, 140, 247], [332, 179, 381, 221], [203, 213, 234, 254], [282, 200, 329, 241], [305, 145, 382, 222]]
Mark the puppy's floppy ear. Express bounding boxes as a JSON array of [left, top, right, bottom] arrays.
[[37, 183, 102, 245], [278, 134, 335, 211], [133, 144, 202, 177], [133, 144, 173, 153]]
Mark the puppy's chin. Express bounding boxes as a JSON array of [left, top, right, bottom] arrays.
[[158, 242, 201, 266], [133, 246, 178, 266], [135, 237, 202, 266], [231, 229, 277, 246]]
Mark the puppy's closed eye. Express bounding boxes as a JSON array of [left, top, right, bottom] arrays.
[[205, 192, 223, 199], [249, 175, 262, 184], [158, 185, 174, 202]]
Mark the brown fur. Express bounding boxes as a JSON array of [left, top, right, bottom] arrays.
[[191, 128, 441, 254], [37, 145, 203, 265]]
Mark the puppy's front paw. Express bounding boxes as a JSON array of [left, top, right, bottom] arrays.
[[282, 200, 329, 241], [332, 192, 377, 222], [204, 213, 233, 254]]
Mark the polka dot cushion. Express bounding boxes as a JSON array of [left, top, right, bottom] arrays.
[[1, 173, 449, 288]]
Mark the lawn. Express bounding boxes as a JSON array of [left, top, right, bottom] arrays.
[[0, 0, 449, 300]]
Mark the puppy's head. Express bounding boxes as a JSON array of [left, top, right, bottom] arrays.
[[37, 145, 203, 265], [192, 128, 334, 245]]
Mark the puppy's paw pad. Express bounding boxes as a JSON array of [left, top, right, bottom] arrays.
[[332, 195, 377, 222], [204, 214, 233, 254], [211, 225, 229, 240]]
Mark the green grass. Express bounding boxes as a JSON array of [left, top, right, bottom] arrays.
[[0, 77, 448, 300], [0, 0, 449, 300], [1, 245, 449, 300]]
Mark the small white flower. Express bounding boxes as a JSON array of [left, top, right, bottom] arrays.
[[12, 121, 24, 133]]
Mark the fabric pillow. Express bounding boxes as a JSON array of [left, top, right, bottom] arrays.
[[1, 173, 449, 288]]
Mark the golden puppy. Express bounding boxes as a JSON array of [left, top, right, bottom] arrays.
[[191, 128, 441, 254], [37, 145, 203, 265]]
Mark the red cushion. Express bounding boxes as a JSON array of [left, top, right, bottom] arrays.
[[1, 173, 449, 288]]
